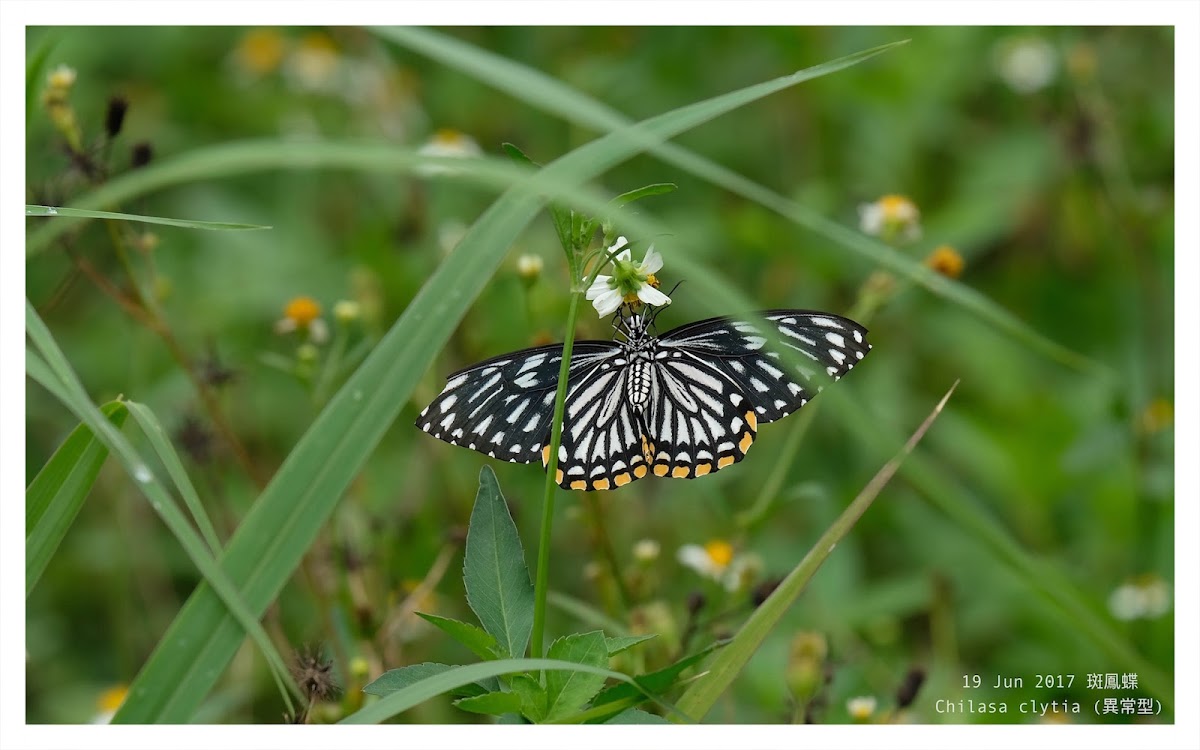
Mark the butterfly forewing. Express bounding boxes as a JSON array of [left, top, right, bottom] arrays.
[[657, 310, 871, 425], [416, 342, 621, 465]]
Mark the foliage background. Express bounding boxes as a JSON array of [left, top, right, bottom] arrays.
[[25, 26, 1174, 724]]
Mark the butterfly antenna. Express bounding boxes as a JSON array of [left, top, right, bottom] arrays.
[[647, 280, 685, 329]]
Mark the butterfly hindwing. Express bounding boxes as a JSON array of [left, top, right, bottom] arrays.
[[552, 363, 650, 490], [416, 342, 622, 465], [642, 351, 759, 479]]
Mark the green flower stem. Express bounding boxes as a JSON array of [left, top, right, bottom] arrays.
[[530, 290, 584, 662]]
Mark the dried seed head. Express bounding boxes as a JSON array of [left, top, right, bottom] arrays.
[[105, 96, 129, 138], [291, 647, 339, 701], [896, 667, 926, 709], [131, 141, 154, 168]]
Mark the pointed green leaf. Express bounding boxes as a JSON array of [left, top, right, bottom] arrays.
[[416, 612, 499, 661], [363, 662, 485, 699], [605, 634, 657, 656], [453, 690, 524, 716], [609, 183, 677, 208], [591, 640, 725, 711], [26, 401, 128, 596], [510, 673, 547, 722], [25, 205, 269, 231], [543, 630, 610, 721], [463, 466, 534, 659]]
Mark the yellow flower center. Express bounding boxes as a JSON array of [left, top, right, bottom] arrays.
[[237, 29, 285, 74], [704, 540, 735, 569], [284, 296, 321, 326], [924, 245, 965, 278], [878, 194, 916, 220], [97, 685, 128, 712]]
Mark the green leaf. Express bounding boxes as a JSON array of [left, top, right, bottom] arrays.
[[591, 641, 724, 711], [416, 612, 499, 661], [672, 385, 957, 721], [463, 466, 535, 659], [543, 631, 609, 721], [607, 708, 670, 724], [343, 658, 688, 725], [609, 183, 677, 208], [605, 634, 657, 656], [453, 691, 524, 716], [509, 673, 547, 721], [26, 400, 128, 597], [363, 663, 486, 699], [25, 205, 270, 231]]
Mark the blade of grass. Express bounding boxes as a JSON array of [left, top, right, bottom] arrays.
[[26, 301, 302, 713], [25, 205, 270, 231], [26, 31, 60, 126], [341, 658, 691, 725], [376, 26, 1103, 376], [104, 50, 874, 722], [673, 383, 958, 721], [26, 400, 128, 597], [125, 401, 223, 556]]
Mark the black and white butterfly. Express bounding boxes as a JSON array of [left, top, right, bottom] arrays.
[[416, 306, 871, 490]]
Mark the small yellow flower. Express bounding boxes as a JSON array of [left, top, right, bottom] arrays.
[[847, 695, 877, 722], [1139, 398, 1173, 435], [235, 28, 286, 76], [925, 244, 965, 278], [858, 194, 921, 242], [91, 684, 128, 724]]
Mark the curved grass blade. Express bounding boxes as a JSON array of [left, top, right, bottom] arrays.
[[104, 55, 853, 722], [26, 31, 60, 126], [673, 383, 958, 721], [376, 26, 1101, 375], [343, 658, 690, 725], [26, 301, 302, 713], [26, 400, 128, 597], [25, 204, 270, 231]]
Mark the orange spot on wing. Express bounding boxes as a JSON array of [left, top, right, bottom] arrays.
[[694, 463, 711, 476], [555, 469, 564, 484], [541, 445, 551, 466], [745, 410, 758, 431], [739, 431, 754, 454], [592, 477, 611, 490], [672, 466, 690, 478], [653, 464, 669, 477], [717, 455, 735, 469], [569, 480, 588, 491], [633, 465, 648, 478], [614, 472, 632, 486]]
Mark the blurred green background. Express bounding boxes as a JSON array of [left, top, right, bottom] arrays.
[[25, 26, 1174, 724]]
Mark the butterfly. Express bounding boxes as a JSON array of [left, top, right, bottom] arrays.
[[416, 306, 871, 490]]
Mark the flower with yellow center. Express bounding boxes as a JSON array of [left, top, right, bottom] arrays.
[[585, 236, 671, 317], [91, 684, 128, 724], [925, 244, 965, 278], [417, 129, 483, 176], [858, 194, 921, 242], [677, 539, 757, 592], [275, 296, 328, 343], [235, 28, 286, 76], [516, 253, 544, 282], [847, 695, 877, 722]]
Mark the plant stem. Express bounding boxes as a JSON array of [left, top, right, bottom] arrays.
[[530, 291, 583, 661]]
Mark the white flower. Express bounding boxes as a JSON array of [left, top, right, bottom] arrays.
[[633, 539, 661, 562], [585, 236, 671, 317], [858, 194, 921, 242], [676, 540, 758, 592], [516, 253, 544, 281], [1108, 576, 1171, 621], [994, 36, 1058, 94], [417, 129, 482, 176], [847, 695, 877, 722]]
